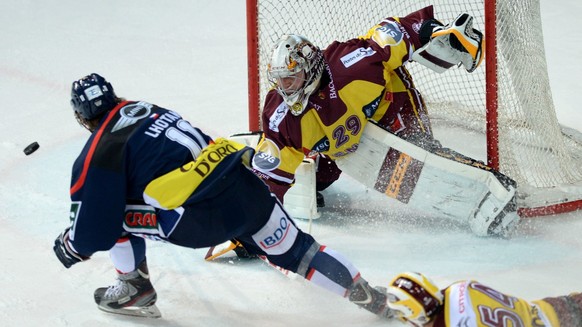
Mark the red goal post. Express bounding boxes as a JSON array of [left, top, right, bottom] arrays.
[[246, 0, 582, 218]]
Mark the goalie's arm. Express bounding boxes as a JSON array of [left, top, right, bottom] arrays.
[[362, 5, 436, 71]]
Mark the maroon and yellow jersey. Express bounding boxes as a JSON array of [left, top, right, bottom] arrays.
[[252, 6, 436, 199], [433, 280, 569, 327]]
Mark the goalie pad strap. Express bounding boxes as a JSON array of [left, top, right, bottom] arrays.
[[296, 241, 321, 277]]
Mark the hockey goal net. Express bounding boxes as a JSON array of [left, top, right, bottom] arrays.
[[246, 0, 582, 217]]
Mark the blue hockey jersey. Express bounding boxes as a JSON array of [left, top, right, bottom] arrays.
[[67, 100, 250, 256]]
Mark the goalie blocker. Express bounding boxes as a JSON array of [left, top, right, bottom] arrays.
[[334, 122, 520, 237]]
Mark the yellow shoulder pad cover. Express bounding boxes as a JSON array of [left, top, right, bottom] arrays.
[[144, 138, 248, 209]]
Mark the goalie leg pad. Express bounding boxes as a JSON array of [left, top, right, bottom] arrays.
[[412, 13, 484, 73], [283, 158, 321, 220], [335, 122, 520, 237], [471, 189, 520, 237]]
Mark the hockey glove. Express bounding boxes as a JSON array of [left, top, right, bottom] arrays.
[[53, 228, 89, 268], [412, 13, 484, 73]]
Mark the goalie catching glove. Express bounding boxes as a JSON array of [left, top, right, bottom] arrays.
[[412, 13, 484, 73]]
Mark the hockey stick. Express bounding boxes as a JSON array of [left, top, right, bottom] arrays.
[[205, 240, 298, 279]]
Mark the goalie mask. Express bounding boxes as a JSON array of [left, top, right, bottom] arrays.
[[387, 272, 444, 326], [267, 34, 325, 116]]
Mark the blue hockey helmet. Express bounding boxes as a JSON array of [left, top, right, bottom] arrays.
[[70, 73, 118, 120]]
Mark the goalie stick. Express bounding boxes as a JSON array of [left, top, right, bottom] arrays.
[[205, 240, 298, 279]]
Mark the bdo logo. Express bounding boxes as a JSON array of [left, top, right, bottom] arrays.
[[261, 216, 289, 248]]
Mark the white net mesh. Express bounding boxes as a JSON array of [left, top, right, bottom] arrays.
[[250, 0, 582, 208]]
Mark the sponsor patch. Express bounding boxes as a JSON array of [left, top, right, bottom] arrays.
[[362, 94, 382, 118], [69, 201, 81, 222], [252, 205, 298, 255], [252, 138, 281, 171], [310, 136, 331, 154], [385, 152, 412, 198], [372, 21, 404, 47], [374, 148, 423, 203], [412, 21, 423, 34], [68, 201, 82, 240], [123, 205, 159, 234], [112, 101, 153, 132], [268, 101, 288, 133], [340, 47, 377, 68], [325, 64, 337, 99]]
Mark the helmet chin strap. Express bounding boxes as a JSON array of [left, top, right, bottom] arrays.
[[287, 75, 322, 116], [285, 88, 310, 116], [290, 102, 304, 116]]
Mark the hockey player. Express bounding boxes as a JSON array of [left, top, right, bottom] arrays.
[[385, 272, 582, 326], [53, 73, 397, 319], [252, 5, 520, 237]]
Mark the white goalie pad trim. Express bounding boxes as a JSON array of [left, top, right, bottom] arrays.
[[411, 42, 456, 74], [335, 122, 518, 236], [283, 158, 320, 220]]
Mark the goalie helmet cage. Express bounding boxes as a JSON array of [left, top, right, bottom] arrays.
[[246, 0, 582, 218]]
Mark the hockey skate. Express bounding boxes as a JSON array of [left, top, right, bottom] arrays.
[[94, 259, 161, 318]]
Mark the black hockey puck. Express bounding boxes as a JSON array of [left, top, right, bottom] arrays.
[[23, 142, 40, 155]]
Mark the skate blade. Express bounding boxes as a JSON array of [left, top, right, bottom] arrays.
[[98, 303, 162, 318]]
